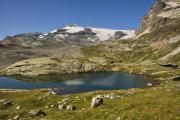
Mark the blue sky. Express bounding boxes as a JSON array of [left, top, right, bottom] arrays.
[[0, 0, 154, 40]]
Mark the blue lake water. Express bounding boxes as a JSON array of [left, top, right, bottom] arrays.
[[0, 72, 158, 94]]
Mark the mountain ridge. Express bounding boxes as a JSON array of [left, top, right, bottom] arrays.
[[0, 25, 135, 48]]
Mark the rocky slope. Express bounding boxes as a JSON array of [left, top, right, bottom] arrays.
[[137, 0, 180, 36]]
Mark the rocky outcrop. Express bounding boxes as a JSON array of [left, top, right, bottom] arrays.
[[137, 0, 180, 35], [159, 63, 178, 68], [0, 56, 111, 76]]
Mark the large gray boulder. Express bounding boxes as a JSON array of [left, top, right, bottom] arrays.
[[91, 96, 103, 108]]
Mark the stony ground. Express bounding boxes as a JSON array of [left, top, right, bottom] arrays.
[[0, 81, 180, 120]]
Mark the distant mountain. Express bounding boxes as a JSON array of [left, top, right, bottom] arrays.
[[39, 24, 135, 41], [0, 24, 135, 48]]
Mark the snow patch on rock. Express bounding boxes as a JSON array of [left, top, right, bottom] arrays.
[[50, 29, 58, 34], [64, 26, 85, 33]]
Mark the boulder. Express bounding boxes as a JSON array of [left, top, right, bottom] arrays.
[[16, 106, 21, 110], [48, 88, 58, 95], [115, 116, 121, 120], [66, 104, 76, 111], [173, 76, 180, 81], [3, 100, 12, 107], [58, 104, 66, 110], [0, 99, 8, 103], [11, 115, 20, 120], [147, 83, 153, 86], [29, 109, 46, 117], [50, 105, 56, 108], [91, 96, 103, 108]]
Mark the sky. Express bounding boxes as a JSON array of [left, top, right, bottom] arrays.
[[0, 0, 154, 40]]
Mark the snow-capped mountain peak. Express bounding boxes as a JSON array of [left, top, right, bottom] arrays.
[[63, 25, 85, 33], [39, 25, 135, 42]]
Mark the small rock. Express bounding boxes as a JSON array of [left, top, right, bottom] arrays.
[[115, 116, 121, 120], [29, 109, 46, 117], [91, 96, 103, 108], [38, 97, 42, 100], [109, 93, 116, 99], [147, 83, 153, 86], [11, 115, 20, 120], [0, 99, 8, 103], [58, 104, 66, 110], [61, 98, 69, 103], [66, 105, 76, 111], [3, 100, 12, 107], [50, 105, 56, 108], [16, 106, 21, 110], [75, 97, 79, 99], [48, 88, 58, 95]]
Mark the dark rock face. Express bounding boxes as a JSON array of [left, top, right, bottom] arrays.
[[160, 63, 178, 68], [0, 44, 6, 48], [136, 0, 180, 35], [114, 31, 127, 39], [14, 32, 42, 38], [173, 76, 180, 81]]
